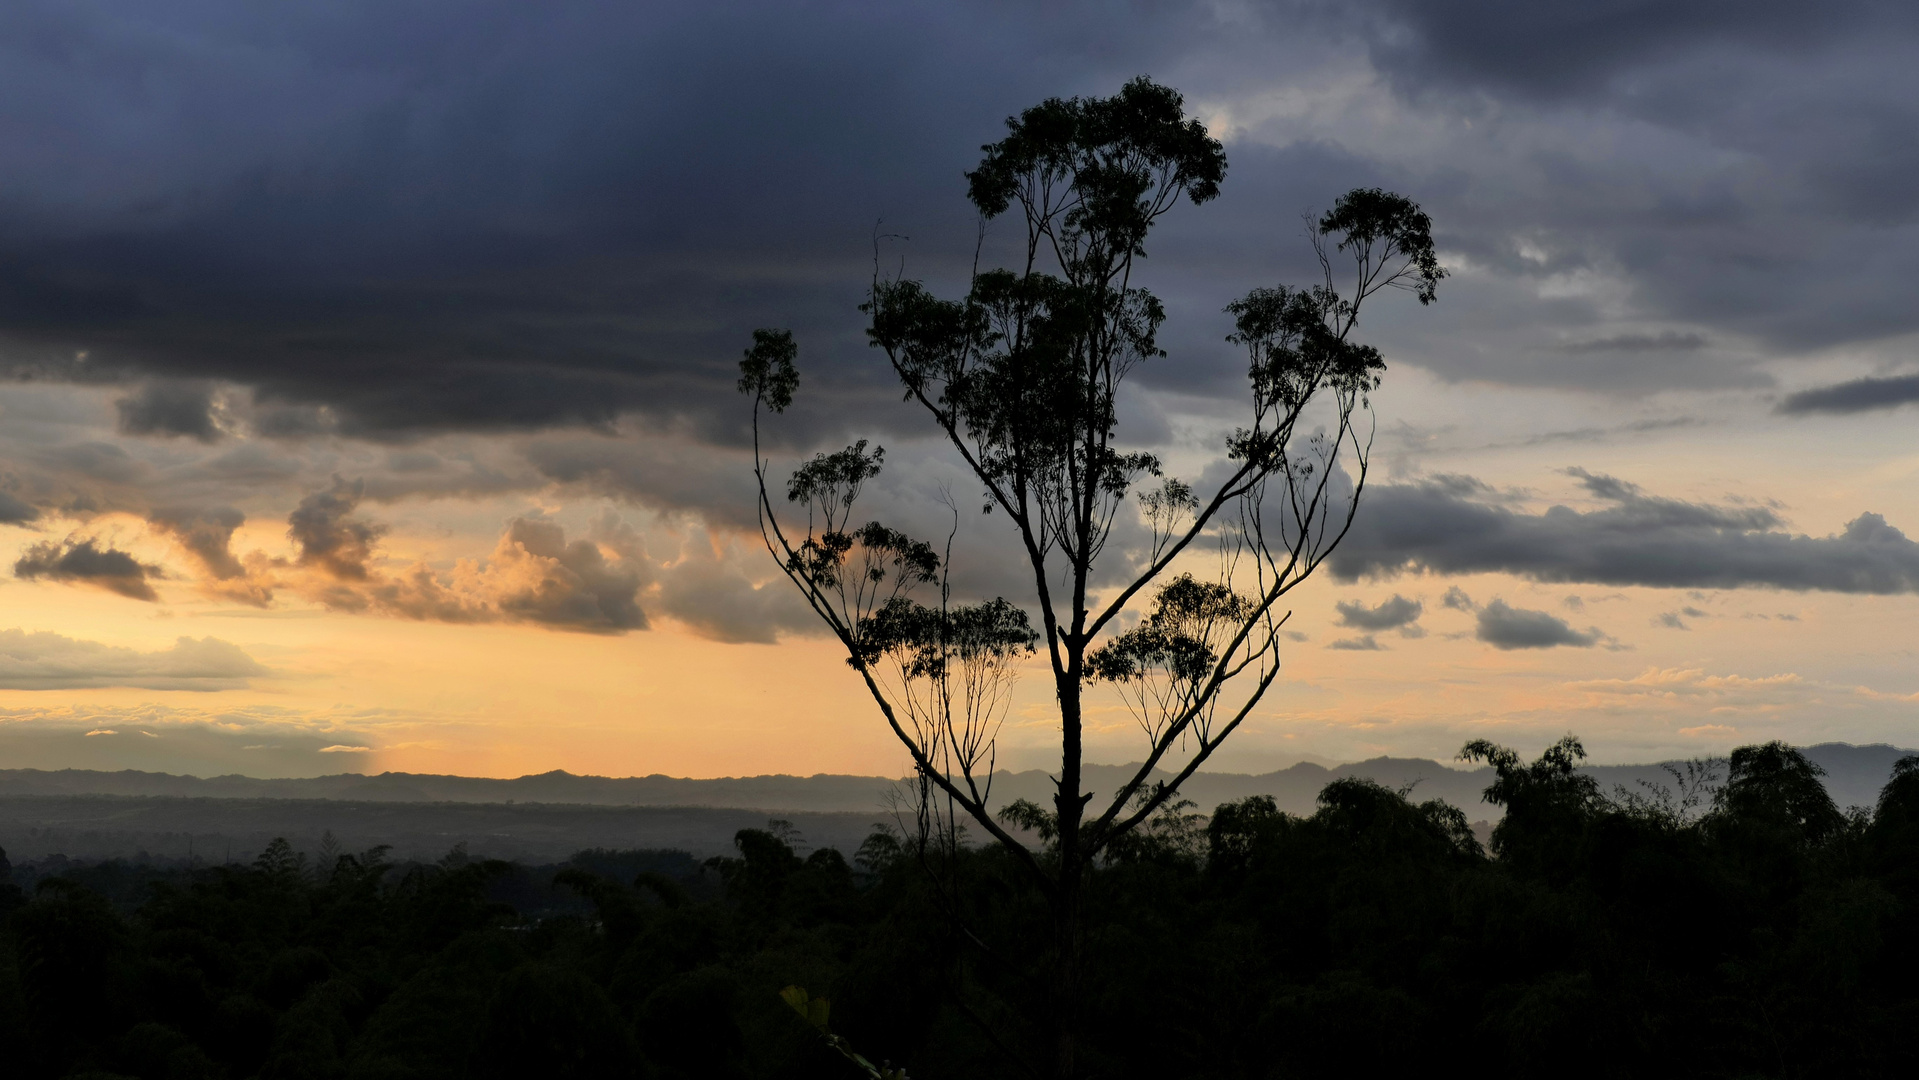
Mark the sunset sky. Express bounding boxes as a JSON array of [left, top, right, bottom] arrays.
[[2, 1, 1916, 780]]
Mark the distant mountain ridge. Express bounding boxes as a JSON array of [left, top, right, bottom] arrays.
[[1, 742, 1910, 817]]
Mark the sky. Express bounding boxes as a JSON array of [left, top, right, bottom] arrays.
[[1, 0, 1917, 779]]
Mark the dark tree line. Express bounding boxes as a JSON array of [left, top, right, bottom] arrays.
[[2, 738, 1916, 1079]]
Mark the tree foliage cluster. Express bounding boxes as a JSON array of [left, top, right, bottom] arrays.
[[2, 739, 1917, 1079]]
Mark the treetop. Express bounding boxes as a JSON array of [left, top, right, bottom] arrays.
[[965, 76, 1226, 264]]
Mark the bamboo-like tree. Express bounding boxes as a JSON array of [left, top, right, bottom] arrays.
[[740, 77, 1444, 1078]]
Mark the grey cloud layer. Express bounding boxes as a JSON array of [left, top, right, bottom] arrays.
[[116, 382, 230, 442], [0, 629, 267, 690], [1333, 470, 1919, 593], [0, 0, 1915, 447], [0, 1, 1161, 440], [1356, 0, 1913, 100]]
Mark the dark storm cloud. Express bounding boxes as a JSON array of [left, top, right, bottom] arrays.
[[0, 0, 1914, 461], [13, 537, 164, 601], [1303, 0, 1919, 380], [0, 1, 1211, 442], [1333, 470, 1919, 594], [116, 381, 224, 442], [1474, 600, 1602, 650], [1777, 374, 1919, 415], [1353, 0, 1913, 100]]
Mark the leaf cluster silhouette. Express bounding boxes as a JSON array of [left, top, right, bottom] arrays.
[[0, 740, 1915, 1078]]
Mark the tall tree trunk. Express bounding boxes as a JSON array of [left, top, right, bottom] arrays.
[[1053, 866, 1082, 1080], [1054, 665, 1085, 1080]]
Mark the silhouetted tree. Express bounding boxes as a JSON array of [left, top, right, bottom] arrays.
[[1460, 735, 1606, 880], [1869, 754, 1919, 876], [741, 77, 1443, 1077], [1711, 740, 1846, 846]]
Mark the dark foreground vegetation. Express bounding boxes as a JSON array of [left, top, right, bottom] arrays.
[[3, 738, 1916, 1080]]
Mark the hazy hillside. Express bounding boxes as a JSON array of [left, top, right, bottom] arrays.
[[0, 797, 888, 864], [1, 741, 1905, 815], [0, 743, 1907, 866], [0, 768, 905, 811]]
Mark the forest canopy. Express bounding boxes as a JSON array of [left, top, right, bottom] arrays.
[[2, 738, 1916, 1079]]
